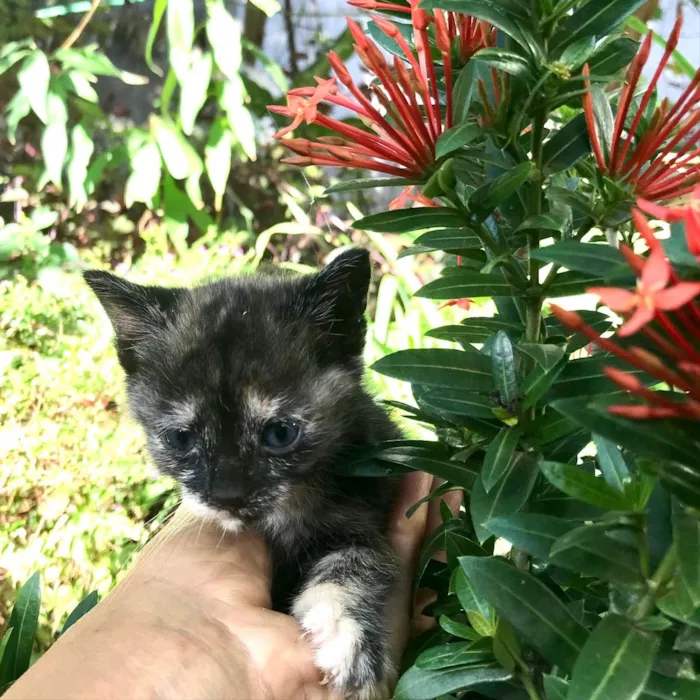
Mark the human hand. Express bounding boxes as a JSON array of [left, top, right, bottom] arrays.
[[5, 471, 448, 700]]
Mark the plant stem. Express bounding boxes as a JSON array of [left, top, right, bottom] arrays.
[[520, 671, 543, 700], [60, 0, 101, 50], [630, 545, 677, 621]]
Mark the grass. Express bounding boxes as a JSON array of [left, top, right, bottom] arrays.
[[0, 223, 471, 651]]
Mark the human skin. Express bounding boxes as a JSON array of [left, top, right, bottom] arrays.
[[5, 471, 449, 700]]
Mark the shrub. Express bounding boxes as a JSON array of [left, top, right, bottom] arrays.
[[272, 0, 700, 698]]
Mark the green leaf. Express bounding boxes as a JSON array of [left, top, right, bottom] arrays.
[[5, 91, 31, 145], [323, 177, 420, 195], [642, 672, 700, 699], [468, 162, 534, 217], [419, 387, 496, 420], [0, 573, 41, 684], [546, 186, 595, 218], [533, 241, 627, 278], [414, 228, 482, 252], [55, 47, 147, 84], [125, 137, 162, 208], [517, 344, 565, 371], [490, 331, 518, 408], [590, 85, 615, 162], [439, 615, 481, 641], [150, 114, 202, 180], [206, 0, 242, 82], [436, 125, 482, 159], [221, 77, 256, 160], [66, 123, 94, 211], [416, 273, 513, 299], [353, 207, 467, 233], [486, 513, 575, 560], [445, 530, 484, 568], [459, 557, 588, 670], [427, 317, 522, 345], [673, 501, 700, 606], [542, 113, 591, 174], [556, 0, 647, 51], [514, 213, 569, 235], [179, 50, 212, 135], [454, 567, 492, 620], [248, 0, 280, 17], [407, 484, 463, 520], [587, 37, 640, 76], [473, 47, 531, 76], [470, 455, 539, 544], [415, 640, 492, 670], [551, 397, 698, 468], [420, 0, 540, 58], [376, 452, 478, 490], [521, 355, 568, 411], [167, 0, 194, 85], [41, 89, 69, 189], [0, 45, 31, 76], [394, 664, 511, 700], [416, 519, 464, 587], [482, 427, 522, 492], [373, 349, 494, 392], [18, 51, 50, 124], [205, 118, 232, 212], [452, 61, 477, 125], [60, 591, 99, 635], [559, 37, 597, 69], [145, 0, 167, 75], [568, 614, 658, 700], [539, 461, 633, 511], [545, 271, 605, 297], [594, 434, 631, 492], [543, 674, 570, 700], [549, 523, 643, 586]]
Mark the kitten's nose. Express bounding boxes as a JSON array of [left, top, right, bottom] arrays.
[[211, 484, 246, 511]]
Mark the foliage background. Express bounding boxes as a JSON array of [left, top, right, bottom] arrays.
[[0, 0, 698, 679]]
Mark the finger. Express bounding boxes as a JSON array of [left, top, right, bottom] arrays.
[[387, 471, 433, 567]]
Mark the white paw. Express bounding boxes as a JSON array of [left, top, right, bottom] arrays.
[[293, 582, 389, 699]]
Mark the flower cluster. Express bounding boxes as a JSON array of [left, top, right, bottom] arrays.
[[552, 209, 700, 421], [269, 4, 493, 183], [583, 14, 700, 202]]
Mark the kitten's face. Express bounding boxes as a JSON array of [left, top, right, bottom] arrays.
[[85, 249, 372, 531]]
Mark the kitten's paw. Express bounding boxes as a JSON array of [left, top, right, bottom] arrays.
[[292, 583, 389, 700]]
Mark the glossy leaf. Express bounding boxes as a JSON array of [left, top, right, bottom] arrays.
[[207, 0, 241, 82], [568, 614, 658, 700], [470, 455, 539, 544], [353, 208, 467, 233], [533, 241, 627, 278], [542, 113, 591, 174], [673, 502, 700, 606], [415, 640, 493, 670], [417, 273, 513, 300], [436, 125, 482, 159], [486, 513, 575, 560], [17, 51, 50, 123], [66, 123, 94, 211], [145, 0, 167, 74], [514, 213, 569, 235], [179, 50, 212, 135], [642, 672, 700, 699], [459, 557, 588, 670], [539, 461, 634, 511], [594, 434, 631, 492], [376, 452, 478, 490], [414, 228, 482, 252], [205, 118, 232, 211], [60, 591, 99, 635], [545, 271, 605, 297], [473, 47, 531, 76], [482, 428, 521, 492], [324, 177, 420, 195], [394, 664, 511, 700], [555, 0, 647, 51], [587, 37, 640, 76], [419, 387, 496, 419], [416, 519, 464, 587], [521, 356, 567, 410], [0, 572, 41, 685], [427, 317, 522, 345], [439, 615, 481, 641], [543, 674, 570, 700], [5, 91, 31, 145], [41, 90, 69, 189], [590, 85, 615, 162], [454, 567, 492, 619], [167, 0, 194, 84], [451, 61, 476, 125], [468, 162, 534, 217], [220, 77, 256, 160], [373, 349, 493, 391], [151, 114, 202, 180], [490, 331, 518, 408]]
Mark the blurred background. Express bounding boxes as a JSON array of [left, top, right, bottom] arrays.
[[0, 0, 697, 656]]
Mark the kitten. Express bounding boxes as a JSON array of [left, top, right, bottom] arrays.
[[85, 249, 402, 699]]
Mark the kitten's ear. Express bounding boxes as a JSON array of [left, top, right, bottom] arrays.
[[84, 270, 183, 373], [300, 248, 371, 358]]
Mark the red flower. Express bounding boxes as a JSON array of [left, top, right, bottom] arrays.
[[583, 14, 700, 202], [439, 298, 473, 311], [638, 186, 700, 259], [589, 245, 700, 336], [389, 186, 440, 210]]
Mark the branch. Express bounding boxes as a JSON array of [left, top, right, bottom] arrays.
[[60, 0, 101, 51]]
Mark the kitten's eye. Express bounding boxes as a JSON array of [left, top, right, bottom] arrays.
[[261, 420, 301, 453], [165, 428, 197, 451]]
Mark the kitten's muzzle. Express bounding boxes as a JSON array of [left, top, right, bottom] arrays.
[[210, 483, 246, 511]]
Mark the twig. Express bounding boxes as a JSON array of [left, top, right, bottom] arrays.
[[60, 0, 101, 51]]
